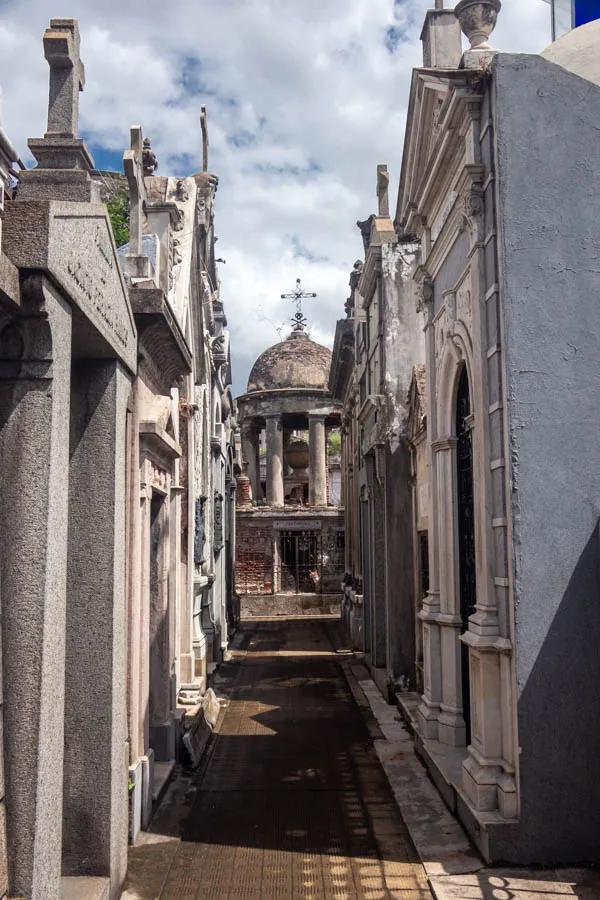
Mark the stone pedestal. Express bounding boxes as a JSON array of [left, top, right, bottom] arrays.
[[308, 414, 327, 507], [421, 8, 462, 68], [265, 415, 284, 507]]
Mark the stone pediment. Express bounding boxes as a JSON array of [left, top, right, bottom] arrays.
[[397, 68, 485, 237], [396, 70, 453, 232], [3, 200, 137, 371]]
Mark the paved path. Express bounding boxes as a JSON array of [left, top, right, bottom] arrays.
[[124, 618, 431, 899]]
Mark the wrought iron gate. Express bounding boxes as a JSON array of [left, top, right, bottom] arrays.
[[277, 529, 323, 594], [456, 365, 476, 742]]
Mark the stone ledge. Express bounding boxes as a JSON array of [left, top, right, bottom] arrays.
[[340, 660, 483, 880], [152, 761, 175, 805], [60, 876, 109, 900]]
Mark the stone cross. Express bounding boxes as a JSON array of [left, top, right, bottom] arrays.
[[43, 18, 85, 138], [201, 105, 209, 173], [435, 0, 444, 8], [123, 126, 147, 257], [377, 164, 390, 218]]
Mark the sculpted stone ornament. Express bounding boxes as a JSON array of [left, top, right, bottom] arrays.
[[175, 178, 189, 202], [455, 0, 501, 50], [461, 188, 484, 242], [194, 496, 207, 566], [142, 137, 158, 176], [415, 274, 434, 315]]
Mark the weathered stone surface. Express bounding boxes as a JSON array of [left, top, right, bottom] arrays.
[[2, 201, 137, 371], [201, 688, 220, 728], [241, 593, 341, 618]]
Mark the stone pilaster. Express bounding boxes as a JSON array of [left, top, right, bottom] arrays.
[[0, 277, 72, 900], [265, 415, 284, 507], [308, 414, 327, 507], [62, 359, 131, 888]]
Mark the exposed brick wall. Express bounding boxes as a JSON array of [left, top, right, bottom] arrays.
[[236, 521, 274, 594], [236, 515, 345, 595]]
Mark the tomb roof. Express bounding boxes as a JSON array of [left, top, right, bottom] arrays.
[[247, 330, 332, 393]]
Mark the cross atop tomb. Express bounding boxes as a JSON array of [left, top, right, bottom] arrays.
[[123, 126, 147, 258], [281, 278, 317, 332], [43, 18, 85, 138], [377, 164, 390, 218], [201, 106, 209, 173]]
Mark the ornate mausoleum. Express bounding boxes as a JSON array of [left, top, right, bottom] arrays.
[[235, 315, 344, 614]]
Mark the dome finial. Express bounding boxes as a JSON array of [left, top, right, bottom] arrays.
[[280, 277, 317, 333]]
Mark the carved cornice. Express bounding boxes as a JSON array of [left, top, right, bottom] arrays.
[[130, 284, 192, 392], [140, 421, 182, 462], [357, 393, 385, 426]]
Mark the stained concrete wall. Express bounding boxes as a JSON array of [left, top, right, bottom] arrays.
[[380, 247, 423, 688], [495, 53, 600, 863], [385, 443, 416, 685]]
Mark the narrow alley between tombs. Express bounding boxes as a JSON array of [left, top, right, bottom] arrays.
[[124, 618, 431, 900]]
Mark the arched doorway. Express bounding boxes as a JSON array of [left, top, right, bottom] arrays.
[[456, 365, 476, 743]]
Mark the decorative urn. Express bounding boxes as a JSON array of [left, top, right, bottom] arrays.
[[285, 437, 309, 473], [454, 0, 501, 50]]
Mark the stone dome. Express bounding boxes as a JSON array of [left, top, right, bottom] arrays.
[[247, 331, 332, 393], [541, 20, 600, 86]]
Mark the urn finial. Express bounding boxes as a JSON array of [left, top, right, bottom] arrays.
[[455, 0, 501, 51]]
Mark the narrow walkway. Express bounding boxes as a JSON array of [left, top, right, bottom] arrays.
[[124, 618, 431, 899]]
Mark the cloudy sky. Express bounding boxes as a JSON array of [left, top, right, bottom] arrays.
[[0, 0, 550, 394]]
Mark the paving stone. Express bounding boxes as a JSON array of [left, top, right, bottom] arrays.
[[125, 618, 431, 898]]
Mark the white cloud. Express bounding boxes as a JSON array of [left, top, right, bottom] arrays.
[[0, 0, 551, 393]]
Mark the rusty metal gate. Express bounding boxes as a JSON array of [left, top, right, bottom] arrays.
[[277, 529, 322, 594]]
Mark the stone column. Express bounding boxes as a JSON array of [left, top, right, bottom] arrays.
[[62, 359, 131, 891], [416, 293, 443, 742], [308, 414, 327, 507], [241, 425, 260, 502], [265, 414, 284, 507], [0, 279, 72, 900]]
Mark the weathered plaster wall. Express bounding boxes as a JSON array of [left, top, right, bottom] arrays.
[[495, 53, 600, 863], [381, 245, 423, 687]]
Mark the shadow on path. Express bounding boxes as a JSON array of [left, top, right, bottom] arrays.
[[124, 617, 431, 899]]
